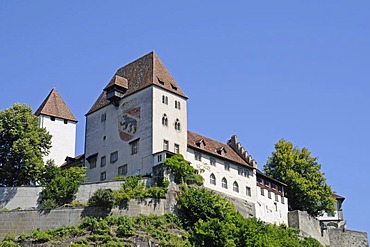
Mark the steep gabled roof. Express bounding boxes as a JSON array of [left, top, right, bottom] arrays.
[[187, 130, 252, 168], [87, 51, 187, 115], [35, 88, 77, 122]]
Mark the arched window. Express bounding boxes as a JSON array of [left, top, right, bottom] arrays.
[[210, 173, 216, 185], [162, 114, 168, 126], [233, 181, 239, 193], [175, 119, 181, 131], [221, 177, 228, 189]]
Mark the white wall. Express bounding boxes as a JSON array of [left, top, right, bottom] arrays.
[[39, 115, 76, 166], [85, 87, 153, 182], [255, 185, 288, 225], [186, 147, 257, 203], [152, 86, 187, 155]]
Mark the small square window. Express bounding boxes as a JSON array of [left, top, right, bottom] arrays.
[[100, 172, 106, 181], [261, 187, 265, 196], [246, 186, 251, 197], [163, 140, 169, 150], [131, 140, 139, 154], [238, 167, 243, 175], [50, 116, 55, 121], [275, 194, 279, 202], [268, 191, 272, 199], [158, 154, 162, 162], [244, 169, 250, 177], [87, 155, 97, 169], [101, 156, 106, 167], [118, 164, 128, 176], [281, 196, 285, 204], [210, 157, 216, 166], [224, 163, 230, 171], [110, 151, 118, 163], [174, 144, 179, 154], [175, 100, 181, 110], [64, 119, 68, 124], [195, 152, 201, 161], [162, 95, 168, 105]]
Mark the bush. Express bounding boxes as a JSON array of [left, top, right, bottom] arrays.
[[41, 198, 58, 209], [88, 189, 115, 210]]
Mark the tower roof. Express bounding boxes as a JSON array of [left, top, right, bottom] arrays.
[[87, 51, 187, 115], [35, 88, 78, 122]]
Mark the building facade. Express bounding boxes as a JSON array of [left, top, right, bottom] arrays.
[[83, 51, 288, 224]]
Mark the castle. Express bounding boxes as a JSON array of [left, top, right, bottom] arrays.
[[35, 52, 347, 228]]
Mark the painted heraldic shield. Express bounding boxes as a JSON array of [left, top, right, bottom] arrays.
[[118, 107, 140, 141]]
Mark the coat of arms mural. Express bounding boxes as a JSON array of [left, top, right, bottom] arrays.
[[118, 106, 140, 141]]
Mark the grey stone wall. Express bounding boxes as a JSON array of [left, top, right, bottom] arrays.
[[288, 210, 330, 246], [0, 198, 168, 241], [0, 187, 42, 210], [329, 229, 369, 247]]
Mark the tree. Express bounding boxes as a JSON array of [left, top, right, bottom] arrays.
[[42, 166, 86, 208], [0, 103, 52, 186], [164, 154, 203, 185], [263, 139, 335, 216]]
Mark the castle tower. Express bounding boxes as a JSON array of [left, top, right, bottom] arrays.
[[85, 51, 187, 182], [35, 88, 77, 166]]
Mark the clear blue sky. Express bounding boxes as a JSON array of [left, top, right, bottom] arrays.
[[1, 1, 369, 234]]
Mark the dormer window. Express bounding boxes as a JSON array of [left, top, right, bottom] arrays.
[[104, 75, 128, 107], [171, 83, 177, 90], [216, 147, 227, 156], [158, 77, 165, 85], [196, 139, 206, 148]]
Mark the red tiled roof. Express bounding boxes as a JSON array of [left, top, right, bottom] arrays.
[[187, 130, 252, 168], [35, 88, 77, 122], [87, 51, 187, 115]]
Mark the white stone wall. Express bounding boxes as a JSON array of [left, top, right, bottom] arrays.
[[186, 147, 257, 203], [39, 115, 76, 166], [85, 88, 153, 182], [152, 87, 187, 155], [255, 185, 288, 225]]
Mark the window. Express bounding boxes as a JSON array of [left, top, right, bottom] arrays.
[[50, 116, 55, 121], [281, 196, 285, 204], [221, 177, 228, 189], [246, 186, 251, 197], [261, 187, 265, 196], [210, 173, 216, 185], [157, 154, 162, 162], [175, 100, 181, 109], [101, 156, 106, 167], [175, 119, 181, 131], [87, 155, 97, 169], [101, 113, 106, 122], [210, 157, 216, 166], [244, 169, 250, 177], [174, 144, 179, 154], [118, 164, 128, 176], [268, 191, 272, 199], [233, 181, 239, 193], [163, 140, 169, 150], [100, 172, 106, 181], [162, 95, 168, 105], [275, 194, 279, 202], [238, 167, 243, 175], [131, 140, 138, 154], [162, 114, 168, 126], [195, 152, 201, 161], [274, 202, 278, 211], [64, 119, 68, 124], [224, 163, 230, 171], [110, 151, 118, 163]]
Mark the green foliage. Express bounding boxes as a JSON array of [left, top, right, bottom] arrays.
[[164, 154, 203, 185], [264, 139, 336, 216], [0, 240, 20, 247], [113, 176, 168, 206], [42, 166, 86, 208], [88, 189, 115, 209], [0, 103, 52, 186]]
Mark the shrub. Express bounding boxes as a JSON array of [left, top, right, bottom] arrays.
[[88, 189, 115, 210]]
